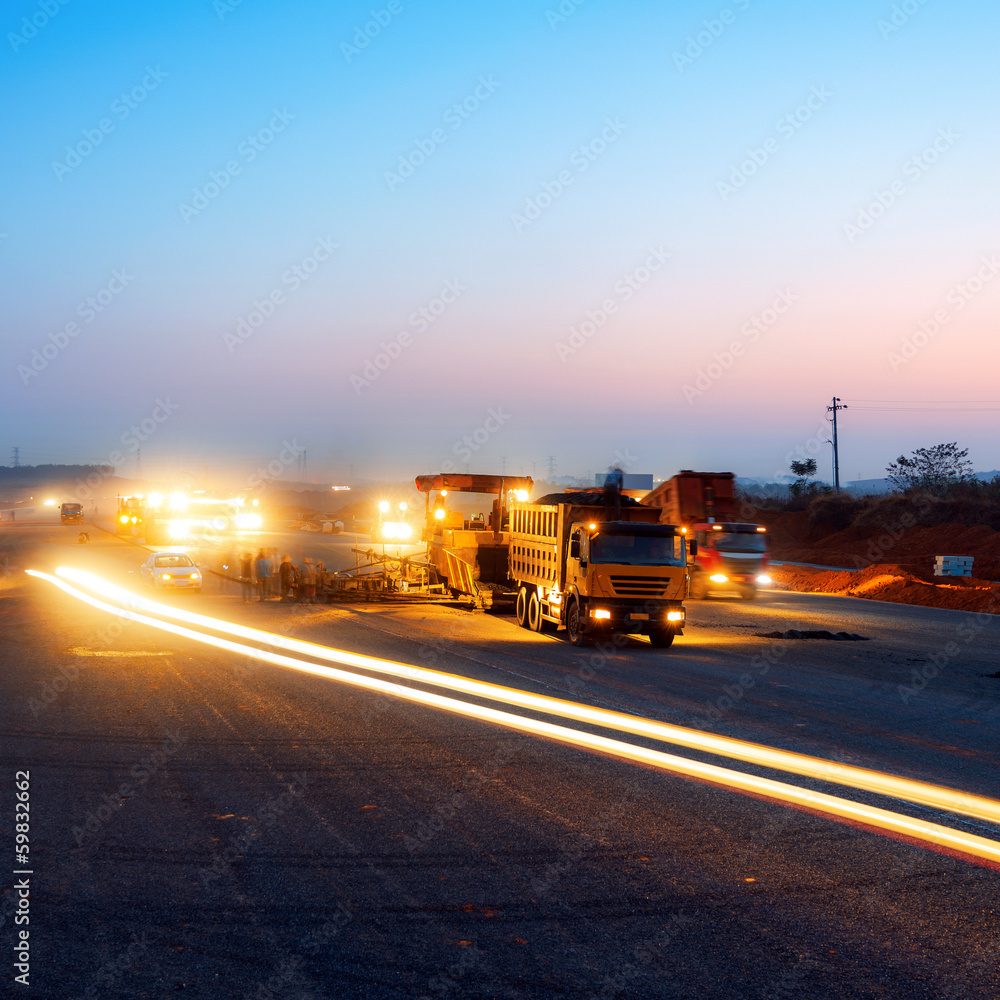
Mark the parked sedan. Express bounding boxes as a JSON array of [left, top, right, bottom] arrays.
[[139, 552, 202, 593]]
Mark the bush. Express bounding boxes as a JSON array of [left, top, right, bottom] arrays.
[[807, 493, 862, 532]]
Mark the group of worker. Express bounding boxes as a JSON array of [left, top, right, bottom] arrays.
[[238, 549, 325, 604]]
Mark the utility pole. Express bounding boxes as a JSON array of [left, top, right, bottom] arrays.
[[11, 447, 19, 468], [827, 396, 847, 492], [546, 455, 557, 479]]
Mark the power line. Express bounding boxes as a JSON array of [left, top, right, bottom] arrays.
[[847, 406, 1000, 412], [847, 398, 1000, 402], [845, 398, 1000, 411]]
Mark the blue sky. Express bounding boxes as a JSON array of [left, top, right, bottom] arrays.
[[3, 0, 998, 484]]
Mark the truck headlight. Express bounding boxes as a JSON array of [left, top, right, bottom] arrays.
[[592, 609, 611, 620], [666, 611, 683, 622], [710, 574, 728, 584], [756, 574, 772, 585]]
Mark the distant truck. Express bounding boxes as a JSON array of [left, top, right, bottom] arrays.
[[509, 491, 690, 648], [60, 502, 84, 524], [643, 471, 769, 599]]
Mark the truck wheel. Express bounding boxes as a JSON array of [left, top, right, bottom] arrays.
[[528, 590, 544, 632], [648, 628, 675, 649], [566, 600, 590, 647], [516, 586, 529, 628], [738, 585, 757, 600]]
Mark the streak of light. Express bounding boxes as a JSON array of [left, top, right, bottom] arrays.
[[28, 568, 1000, 866], [44, 567, 1000, 829]]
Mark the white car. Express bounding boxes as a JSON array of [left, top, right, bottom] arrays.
[[139, 552, 202, 593]]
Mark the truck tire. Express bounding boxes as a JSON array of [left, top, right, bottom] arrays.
[[566, 600, 590, 647], [528, 589, 544, 632], [738, 585, 757, 600], [516, 586, 529, 628], [648, 628, 675, 649]]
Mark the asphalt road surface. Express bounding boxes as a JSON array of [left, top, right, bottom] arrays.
[[2, 524, 998, 998]]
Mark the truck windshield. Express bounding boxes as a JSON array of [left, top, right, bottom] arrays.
[[711, 532, 767, 552], [590, 534, 685, 566]]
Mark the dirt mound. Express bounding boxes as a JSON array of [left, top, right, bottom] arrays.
[[764, 510, 1000, 580], [769, 563, 1000, 614]]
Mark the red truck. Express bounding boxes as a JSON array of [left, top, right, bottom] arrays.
[[643, 471, 770, 599]]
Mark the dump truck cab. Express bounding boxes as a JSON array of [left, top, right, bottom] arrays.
[[689, 521, 770, 599], [510, 493, 691, 648]]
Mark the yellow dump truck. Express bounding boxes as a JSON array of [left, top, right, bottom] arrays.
[[509, 491, 692, 648]]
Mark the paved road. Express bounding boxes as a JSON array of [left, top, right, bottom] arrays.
[[2, 525, 998, 998]]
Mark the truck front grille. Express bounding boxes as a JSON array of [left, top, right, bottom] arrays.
[[609, 576, 671, 597]]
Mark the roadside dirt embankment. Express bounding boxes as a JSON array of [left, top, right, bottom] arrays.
[[769, 563, 1000, 615], [753, 493, 1000, 612]]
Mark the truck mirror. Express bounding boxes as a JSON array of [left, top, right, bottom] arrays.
[[689, 539, 698, 558], [569, 539, 580, 559]]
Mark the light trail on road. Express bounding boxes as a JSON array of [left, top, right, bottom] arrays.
[[47, 566, 1000, 830], [28, 567, 1000, 866]]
